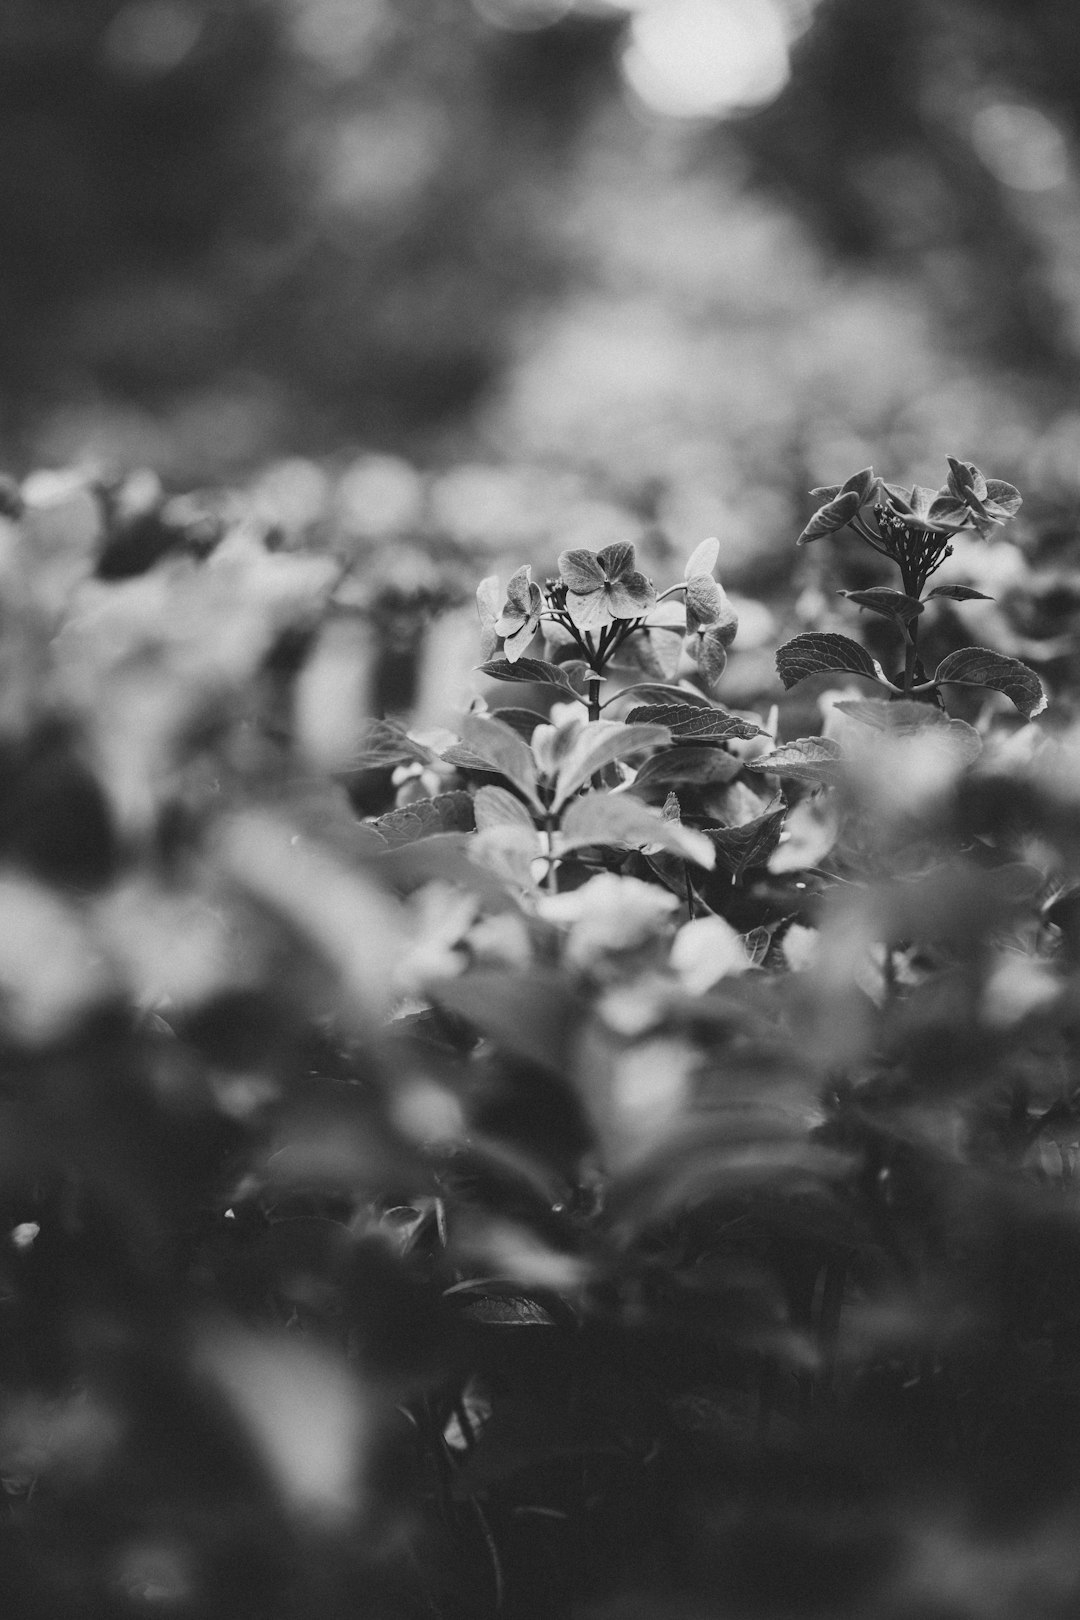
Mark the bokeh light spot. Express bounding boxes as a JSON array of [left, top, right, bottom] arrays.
[[971, 101, 1069, 192], [622, 0, 792, 120]]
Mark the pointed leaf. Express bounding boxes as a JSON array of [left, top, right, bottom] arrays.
[[705, 804, 787, 878], [473, 785, 539, 834], [775, 633, 890, 690], [608, 683, 714, 711], [558, 792, 715, 868], [444, 714, 542, 809], [630, 746, 742, 793], [551, 723, 669, 811], [746, 737, 844, 786], [348, 720, 441, 771], [478, 657, 583, 694], [931, 647, 1047, 719], [625, 703, 765, 742], [924, 585, 994, 603], [840, 588, 924, 624]]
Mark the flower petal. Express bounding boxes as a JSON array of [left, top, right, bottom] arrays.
[[565, 588, 612, 631], [684, 537, 719, 580], [597, 541, 637, 581], [558, 549, 605, 593], [606, 573, 656, 619]]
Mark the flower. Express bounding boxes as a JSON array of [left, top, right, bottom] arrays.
[[928, 458, 1022, 538], [494, 565, 544, 662], [557, 542, 656, 631], [476, 575, 501, 660], [797, 468, 880, 545]]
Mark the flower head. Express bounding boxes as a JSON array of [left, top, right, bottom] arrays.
[[494, 565, 543, 662], [929, 458, 1022, 538], [557, 542, 656, 631]]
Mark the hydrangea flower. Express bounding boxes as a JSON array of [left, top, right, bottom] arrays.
[[557, 542, 656, 631], [797, 468, 880, 545], [928, 458, 1022, 538], [494, 565, 544, 662]]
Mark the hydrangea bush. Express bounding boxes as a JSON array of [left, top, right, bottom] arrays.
[[1, 455, 1079, 1619]]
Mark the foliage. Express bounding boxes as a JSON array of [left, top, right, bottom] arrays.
[[0, 450, 1079, 1620]]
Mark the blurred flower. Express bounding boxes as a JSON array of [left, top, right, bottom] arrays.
[[557, 542, 656, 630], [476, 574, 501, 661], [538, 872, 678, 970], [494, 564, 543, 661]]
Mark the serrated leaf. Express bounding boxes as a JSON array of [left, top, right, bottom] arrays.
[[705, 804, 787, 878], [931, 647, 1047, 719], [746, 737, 844, 785], [630, 746, 743, 793], [558, 792, 715, 868], [551, 723, 670, 811], [473, 785, 539, 833], [840, 588, 924, 624], [369, 792, 475, 847], [625, 704, 765, 742], [775, 633, 890, 690], [478, 657, 582, 693], [445, 713, 542, 810], [924, 584, 993, 602]]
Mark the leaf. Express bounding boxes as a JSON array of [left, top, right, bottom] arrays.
[[931, 647, 1047, 719], [607, 683, 714, 711], [551, 722, 670, 811], [705, 804, 787, 878], [840, 588, 924, 624], [684, 536, 720, 579], [630, 746, 743, 793], [348, 720, 440, 772], [477, 657, 583, 693], [369, 792, 475, 847], [473, 785, 539, 833], [444, 713, 542, 810], [456, 1295, 558, 1328], [745, 737, 844, 786], [430, 970, 587, 1076], [558, 792, 715, 868], [832, 698, 983, 762], [924, 585, 994, 603], [489, 706, 547, 742], [625, 703, 765, 742], [775, 633, 890, 690]]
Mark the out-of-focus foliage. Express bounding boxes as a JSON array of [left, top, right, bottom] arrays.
[[1, 447, 1080, 1619]]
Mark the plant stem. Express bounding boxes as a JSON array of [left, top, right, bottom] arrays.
[[902, 614, 920, 694], [587, 674, 602, 724]]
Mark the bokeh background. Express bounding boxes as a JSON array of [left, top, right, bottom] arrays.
[[6, 0, 1080, 589]]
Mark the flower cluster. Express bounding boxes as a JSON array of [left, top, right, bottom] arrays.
[[476, 537, 739, 696], [797, 459, 1022, 594]]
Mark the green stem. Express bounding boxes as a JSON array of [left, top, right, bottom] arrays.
[[587, 674, 602, 724]]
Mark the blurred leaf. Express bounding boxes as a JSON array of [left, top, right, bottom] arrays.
[[834, 697, 983, 763], [746, 737, 844, 785], [552, 722, 670, 810], [775, 633, 888, 689], [559, 791, 716, 867], [705, 805, 787, 878], [347, 719, 440, 771], [625, 703, 765, 742], [932, 646, 1047, 718], [430, 970, 587, 1076], [473, 785, 538, 833]]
